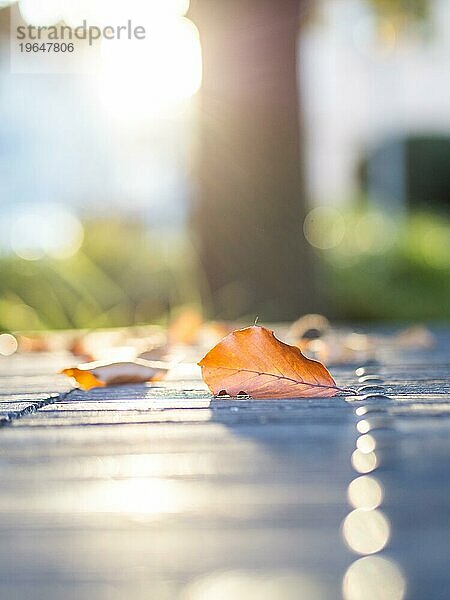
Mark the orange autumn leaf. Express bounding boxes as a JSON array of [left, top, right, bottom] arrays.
[[198, 325, 343, 399], [168, 307, 203, 345], [61, 359, 168, 391]]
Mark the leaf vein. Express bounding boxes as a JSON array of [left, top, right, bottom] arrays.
[[212, 366, 343, 392]]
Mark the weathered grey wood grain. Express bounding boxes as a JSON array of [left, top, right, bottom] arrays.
[[0, 329, 449, 600]]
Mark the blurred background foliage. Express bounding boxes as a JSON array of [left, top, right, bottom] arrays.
[[0, 220, 202, 331], [316, 208, 450, 321], [0, 208, 448, 332]]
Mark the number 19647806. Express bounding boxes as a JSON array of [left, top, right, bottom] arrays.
[[19, 42, 74, 52]]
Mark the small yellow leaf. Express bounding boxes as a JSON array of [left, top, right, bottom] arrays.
[[61, 368, 106, 391]]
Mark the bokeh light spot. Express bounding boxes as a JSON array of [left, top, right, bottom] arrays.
[[356, 433, 377, 454], [348, 475, 384, 509], [303, 206, 345, 250], [0, 333, 18, 356], [354, 212, 397, 254], [10, 203, 84, 261], [343, 556, 406, 600], [342, 508, 390, 554], [351, 449, 378, 473]]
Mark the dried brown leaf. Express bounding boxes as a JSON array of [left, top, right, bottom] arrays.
[[198, 325, 344, 399]]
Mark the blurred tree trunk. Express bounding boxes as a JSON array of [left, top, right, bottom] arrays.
[[190, 0, 316, 321]]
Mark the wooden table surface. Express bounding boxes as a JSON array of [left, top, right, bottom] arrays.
[[0, 328, 449, 600]]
